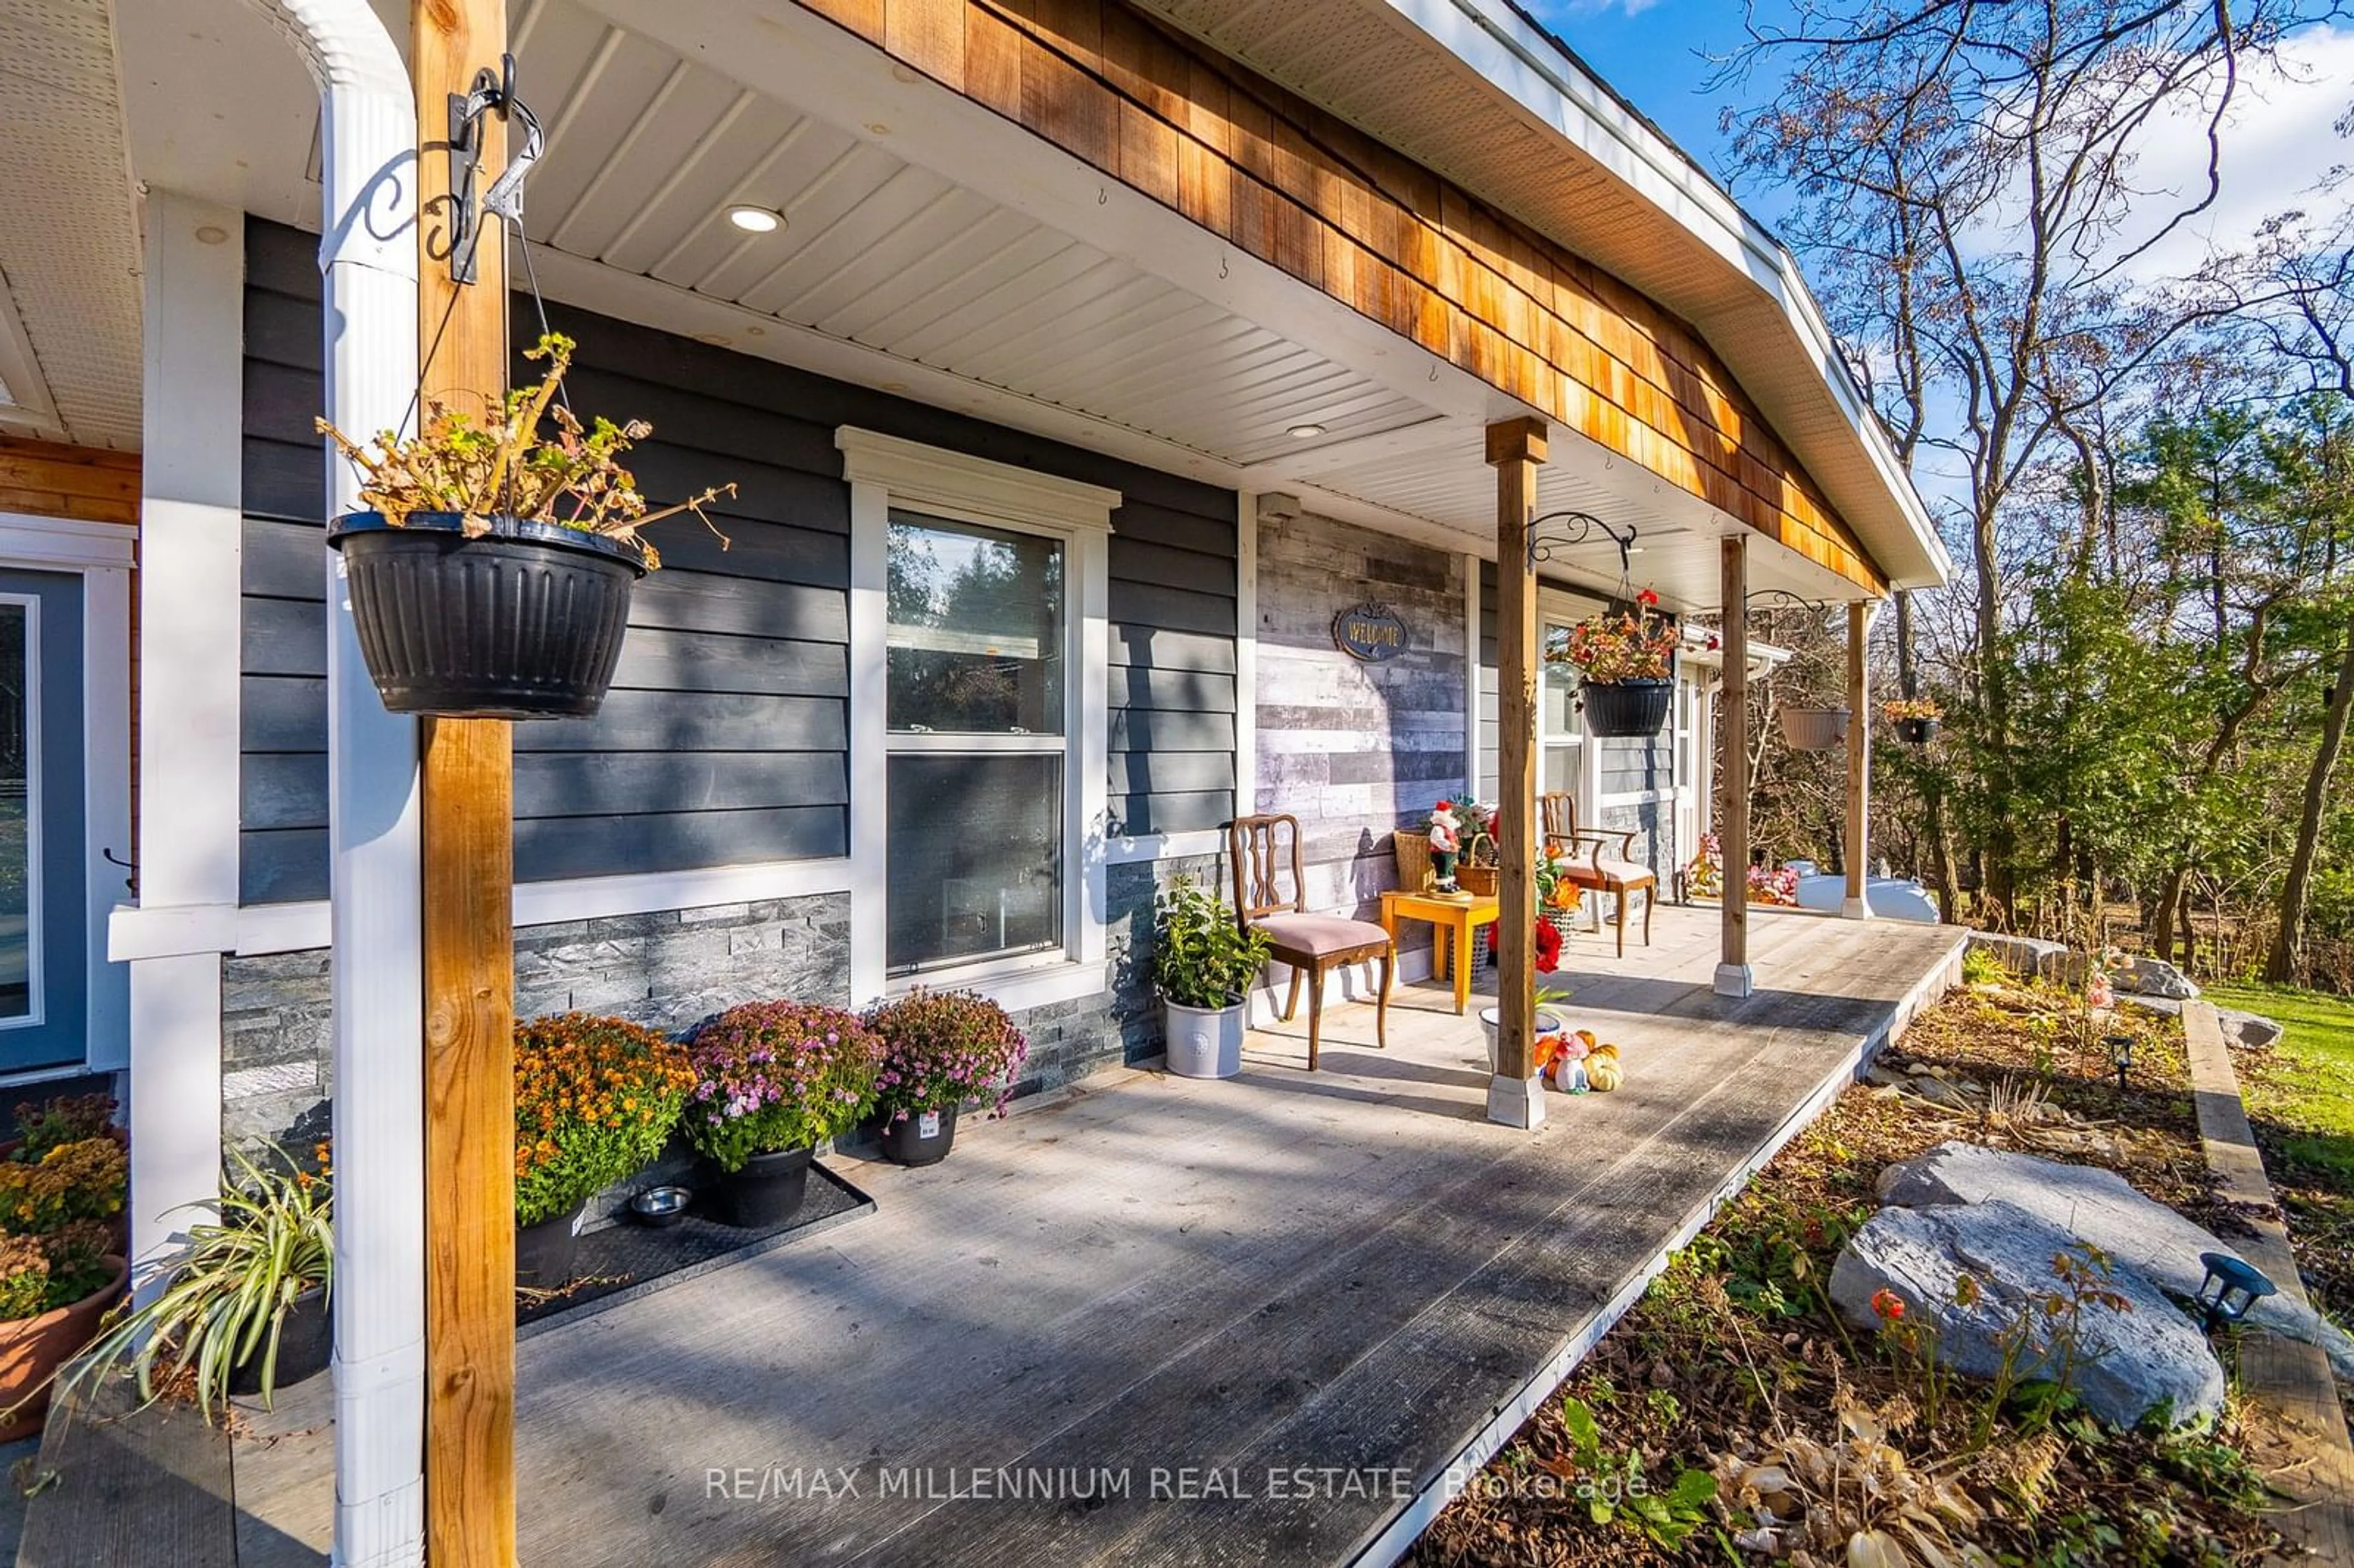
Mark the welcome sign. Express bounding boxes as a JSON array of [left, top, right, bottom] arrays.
[[1332, 601, 1410, 661]]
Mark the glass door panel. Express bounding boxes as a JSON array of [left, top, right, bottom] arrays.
[[0, 573, 83, 1072]]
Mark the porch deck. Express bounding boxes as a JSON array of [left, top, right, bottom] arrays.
[[56, 907, 1963, 1567]]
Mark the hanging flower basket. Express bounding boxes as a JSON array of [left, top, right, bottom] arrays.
[[326, 512, 645, 718], [1780, 706, 1851, 752], [1582, 678, 1674, 738], [316, 331, 733, 721], [1894, 715, 1939, 745]]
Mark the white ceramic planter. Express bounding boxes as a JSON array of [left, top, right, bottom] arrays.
[[1478, 1007, 1566, 1074], [1164, 999, 1246, 1079]]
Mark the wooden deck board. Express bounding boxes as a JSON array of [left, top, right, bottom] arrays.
[[213, 907, 1961, 1567], [17, 1382, 237, 1568]]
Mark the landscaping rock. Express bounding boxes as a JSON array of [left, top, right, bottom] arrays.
[[2217, 1009, 2284, 1051], [1829, 1200, 2225, 1429], [2115, 993, 2184, 1019], [2108, 956, 2200, 1000], [1965, 932, 2082, 984], [1877, 1141, 2354, 1379]]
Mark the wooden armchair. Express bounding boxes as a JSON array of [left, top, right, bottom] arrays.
[[1228, 814, 1393, 1070], [1538, 791, 1656, 957]]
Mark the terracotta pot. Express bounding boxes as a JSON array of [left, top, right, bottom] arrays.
[[0, 1255, 127, 1441]]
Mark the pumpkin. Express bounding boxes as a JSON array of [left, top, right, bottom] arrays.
[[1586, 1056, 1623, 1092]]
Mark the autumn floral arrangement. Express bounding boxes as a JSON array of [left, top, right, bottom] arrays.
[[316, 332, 734, 566], [1882, 696, 1944, 723], [512, 1013, 698, 1228], [1683, 832, 1802, 907], [685, 1001, 883, 1172], [866, 990, 1030, 1125], [1550, 588, 1680, 683], [0, 1094, 120, 1322], [12, 1094, 115, 1163]]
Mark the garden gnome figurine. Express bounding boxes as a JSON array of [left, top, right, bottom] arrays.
[[1428, 802, 1461, 892]]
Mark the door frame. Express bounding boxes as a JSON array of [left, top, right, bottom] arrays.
[[0, 513, 132, 1081]]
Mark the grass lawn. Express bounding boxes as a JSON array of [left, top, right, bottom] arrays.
[[2205, 981, 2354, 1320]]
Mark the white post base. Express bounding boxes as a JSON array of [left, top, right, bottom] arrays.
[[1485, 1073, 1547, 1130], [1713, 962, 1756, 998], [1840, 896, 1872, 921]]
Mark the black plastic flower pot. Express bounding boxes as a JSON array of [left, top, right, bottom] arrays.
[[717, 1146, 815, 1228], [1894, 716, 1940, 745], [514, 1203, 585, 1289], [880, 1103, 959, 1167], [1580, 678, 1673, 738], [227, 1284, 332, 1397], [325, 511, 647, 719]]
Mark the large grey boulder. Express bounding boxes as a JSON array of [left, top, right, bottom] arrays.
[[2108, 956, 2200, 1000], [1965, 932, 2081, 984], [2218, 1009, 2285, 1051], [1879, 1142, 2354, 1379], [1829, 1200, 2225, 1429]]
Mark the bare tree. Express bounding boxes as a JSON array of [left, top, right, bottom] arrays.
[[1715, 0, 2331, 923]]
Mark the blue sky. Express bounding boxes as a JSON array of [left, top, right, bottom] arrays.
[[1517, 1, 1749, 174]]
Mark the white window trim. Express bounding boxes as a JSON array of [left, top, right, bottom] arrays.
[[839, 427, 1119, 1011]]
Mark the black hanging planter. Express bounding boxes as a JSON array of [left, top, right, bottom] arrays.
[[1580, 678, 1673, 738], [1894, 716, 1940, 745], [325, 512, 647, 719], [879, 1103, 959, 1167]]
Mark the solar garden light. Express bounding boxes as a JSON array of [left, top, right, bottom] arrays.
[[2102, 1033, 2136, 1092], [2194, 1252, 2276, 1335]]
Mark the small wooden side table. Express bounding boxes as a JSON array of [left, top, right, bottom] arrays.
[[1379, 889, 1502, 1016]]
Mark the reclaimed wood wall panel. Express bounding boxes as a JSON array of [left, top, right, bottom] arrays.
[[821, 0, 1884, 592]]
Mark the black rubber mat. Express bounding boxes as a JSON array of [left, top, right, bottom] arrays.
[[516, 1162, 875, 1338]]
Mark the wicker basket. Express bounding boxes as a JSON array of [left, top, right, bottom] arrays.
[[1458, 862, 1499, 896], [1392, 829, 1433, 892]]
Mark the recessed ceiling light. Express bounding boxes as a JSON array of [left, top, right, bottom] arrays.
[[866, 121, 893, 136], [1287, 423, 1326, 439], [726, 205, 783, 234], [194, 224, 229, 245]]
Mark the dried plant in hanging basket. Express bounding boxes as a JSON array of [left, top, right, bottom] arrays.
[[315, 332, 734, 568]]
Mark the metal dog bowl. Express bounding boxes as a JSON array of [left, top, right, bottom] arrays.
[[630, 1185, 693, 1228]]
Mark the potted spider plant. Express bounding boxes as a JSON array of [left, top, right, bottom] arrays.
[[864, 991, 1029, 1166], [63, 1144, 331, 1424], [1551, 590, 1677, 737], [1154, 875, 1273, 1079], [317, 332, 734, 719]]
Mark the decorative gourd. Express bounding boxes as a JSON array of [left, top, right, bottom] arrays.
[[1586, 1043, 1623, 1092]]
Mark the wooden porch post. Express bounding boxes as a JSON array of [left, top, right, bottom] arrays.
[[1486, 416, 1547, 1128], [1843, 600, 1872, 920], [1715, 535, 1753, 997], [416, 2, 519, 1563]]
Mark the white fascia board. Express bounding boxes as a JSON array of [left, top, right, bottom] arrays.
[[1371, 0, 1951, 590]]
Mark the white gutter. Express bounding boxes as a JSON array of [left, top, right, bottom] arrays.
[[245, 6, 425, 1566]]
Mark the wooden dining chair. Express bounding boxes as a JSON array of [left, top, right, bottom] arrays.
[[1228, 813, 1393, 1070], [1538, 791, 1656, 957]]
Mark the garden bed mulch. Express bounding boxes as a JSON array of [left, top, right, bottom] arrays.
[[1409, 978, 2282, 1568]]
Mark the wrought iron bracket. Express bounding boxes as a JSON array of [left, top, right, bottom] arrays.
[[1744, 587, 1835, 618], [1526, 509, 1638, 577], [446, 54, 544, 285]]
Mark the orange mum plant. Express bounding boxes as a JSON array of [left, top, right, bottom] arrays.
[[514, 1013, 696, 1227]]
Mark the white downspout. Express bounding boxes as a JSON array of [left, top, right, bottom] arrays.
[[246, 5, 425, 1566]]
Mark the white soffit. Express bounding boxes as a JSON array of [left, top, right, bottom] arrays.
[[502, 0, 1437, 470], [1130, 0, 1952, 592], [0, 0, 145, 449]]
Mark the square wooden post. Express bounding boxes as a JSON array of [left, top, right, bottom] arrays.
[[416, 1, 519, 1563], [1485, 417, 1546, 1128], [1843, 599, 1872, 920], [1715, 535, 1753, 997]]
